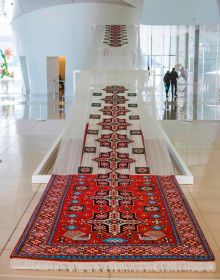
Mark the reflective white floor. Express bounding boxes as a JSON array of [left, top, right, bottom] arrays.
[[0, 119, 220, 279], [152, 73, 220, 120], [1, 72, 220, 121]]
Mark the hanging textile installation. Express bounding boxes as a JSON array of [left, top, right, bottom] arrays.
[[103, 25, 128, 47], [11, 25, 215, 272]]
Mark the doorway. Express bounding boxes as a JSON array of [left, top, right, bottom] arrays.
[[47, 56, 66, 119]]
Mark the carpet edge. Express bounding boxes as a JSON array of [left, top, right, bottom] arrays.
[[10, 259, 216, 272]]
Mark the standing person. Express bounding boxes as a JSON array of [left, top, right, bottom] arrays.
[[163, 71, 171, 99], [170, 67, 178, 99]]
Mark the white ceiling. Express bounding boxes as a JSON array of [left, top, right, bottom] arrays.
[[0, 0, 133, 22], [1, 0, 218, 25]]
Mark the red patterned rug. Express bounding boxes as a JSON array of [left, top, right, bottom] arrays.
[[10, 80, 215, 271], [11, 174, 215, 271]]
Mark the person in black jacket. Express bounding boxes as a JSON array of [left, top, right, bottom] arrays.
[[170, 68, 178, 99], [163, 71, 171, 99]]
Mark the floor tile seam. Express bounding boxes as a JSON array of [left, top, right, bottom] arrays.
[[0, 175, 33, 179], [0, 120, 33, 155], [193, 205, 217, 231], [7, 121, 40, 137], [190, 170, 220, 174], [179, 186, 193, 200], [189, 194, 207, 213], [191, 185, 220, 188], [0, 150, 46, 163], [0, 184, 41, 257], [193, 198, 220, 202], [189, 196, 220, 201], [25, 120, 52, 135], [0, 137, 21, 155], [185, 194, 211, 231], [209, 230, 220, 251], [193, 124, 219, 145], [180, 187, 200, 206], [18, 122, 42, 136], [0, 121, 17, 133], [192, 208, 220, 214], [169, 121, 215, 141]]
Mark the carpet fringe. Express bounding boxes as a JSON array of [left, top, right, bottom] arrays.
[[10, 259, 216, 272]]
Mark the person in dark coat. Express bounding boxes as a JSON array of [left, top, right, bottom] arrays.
[[170, 68, 178, 99], [163, 71, 171, 99]]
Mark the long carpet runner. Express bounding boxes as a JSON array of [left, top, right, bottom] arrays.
[[11, 84, 215, 271], [103, 25, 128, 47]]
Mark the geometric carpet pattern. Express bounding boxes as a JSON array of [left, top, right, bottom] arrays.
[[11, 174, 214, 264], [10, 26, 215, 271]]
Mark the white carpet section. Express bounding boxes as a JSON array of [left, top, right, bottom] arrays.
[[53, 25, 176, 175]]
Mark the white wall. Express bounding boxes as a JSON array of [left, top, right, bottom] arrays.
[[12, 3, 140, 97], [141, 0, 220, 25]]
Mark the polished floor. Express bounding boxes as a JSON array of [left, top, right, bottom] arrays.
[[1, 72, 220, 121], [0, 118, 220, 279]]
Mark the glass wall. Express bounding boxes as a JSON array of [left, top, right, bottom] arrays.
[[197, 25, 220, 120], [140, 24, 220, 120], [0, 22, 220, 120]]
